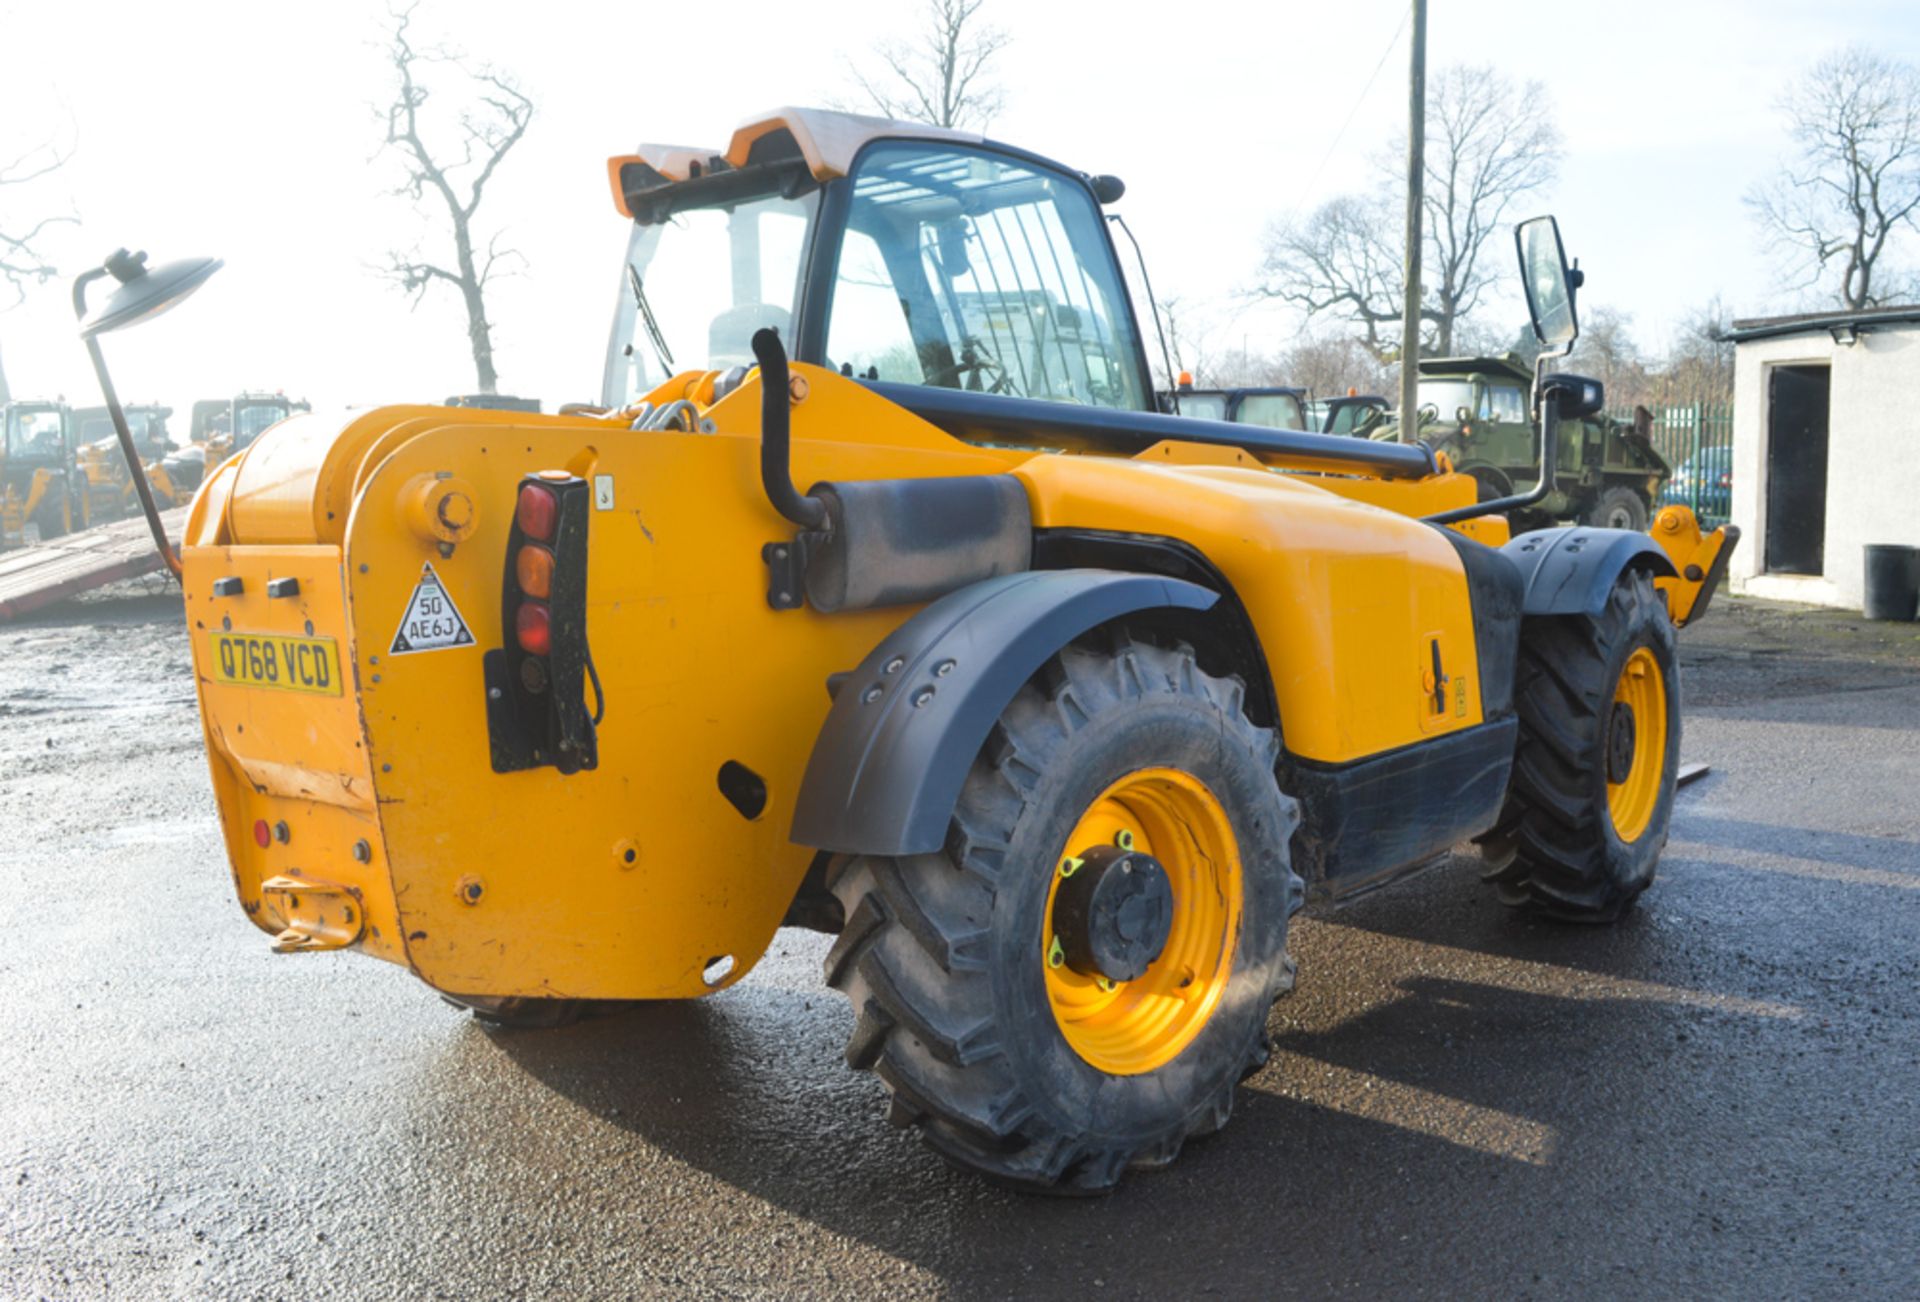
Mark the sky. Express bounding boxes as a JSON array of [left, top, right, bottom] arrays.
[[2, 0, 1918, 416]]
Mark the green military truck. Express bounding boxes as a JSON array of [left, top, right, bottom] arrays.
[[1375, 354, 1668, 529]]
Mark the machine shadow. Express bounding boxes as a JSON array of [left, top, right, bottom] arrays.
[[490, 953, 1775, 1293]]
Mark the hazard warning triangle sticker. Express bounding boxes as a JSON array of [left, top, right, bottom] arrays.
[[389, 563, 475, 655]]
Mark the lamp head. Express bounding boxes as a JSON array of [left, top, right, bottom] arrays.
[[78, 248, 223, 338]]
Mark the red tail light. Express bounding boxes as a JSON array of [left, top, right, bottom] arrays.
[[515, 544, 554, 599], [516, 484, 557, 541], [489, 471, 597, 776], [253, 819, 271, 848], [515, 601, 552, 656]]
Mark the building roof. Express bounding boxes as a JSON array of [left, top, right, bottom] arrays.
[[1725, 303, 1920, 343]]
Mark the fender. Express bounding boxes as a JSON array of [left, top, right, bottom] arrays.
[[1502, 526, 1678, 617], [791, 568, 1218, 857]]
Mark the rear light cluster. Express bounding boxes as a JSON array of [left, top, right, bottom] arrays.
[[486, 471, 600, 774], [513, 480, 562, 659]]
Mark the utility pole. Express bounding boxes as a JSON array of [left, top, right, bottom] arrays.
[[1398, 0, 1427, 434]]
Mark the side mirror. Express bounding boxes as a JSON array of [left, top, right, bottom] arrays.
[[1514, 216, 1579, 350]]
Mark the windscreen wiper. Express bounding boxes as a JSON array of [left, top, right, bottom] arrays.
[[627, 262, 675, 375]]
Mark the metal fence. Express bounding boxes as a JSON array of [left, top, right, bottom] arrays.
[[1611, 402, 1734, 530]]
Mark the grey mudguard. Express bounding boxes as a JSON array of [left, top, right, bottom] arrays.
[[1502, 526, 1677, 617], [791, 568, 1218, 857]]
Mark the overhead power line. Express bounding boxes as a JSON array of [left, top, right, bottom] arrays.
[[1293, 3, 1411, 211]]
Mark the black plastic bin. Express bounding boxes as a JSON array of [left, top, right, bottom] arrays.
[[1863, 544, 1920, 621]]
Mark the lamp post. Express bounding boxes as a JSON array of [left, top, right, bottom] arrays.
[[72, 248, 223, 576]]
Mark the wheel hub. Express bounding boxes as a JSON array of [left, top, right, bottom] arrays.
[[1051, 844, 1174, 983], [1607, 699, 1638, 783]]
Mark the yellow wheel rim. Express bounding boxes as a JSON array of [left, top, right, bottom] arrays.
[[1606, 646, 1668, 843], [1043, 769, 1242, 1076]]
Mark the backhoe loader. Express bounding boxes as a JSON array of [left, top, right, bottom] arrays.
[[79, 109, 1736, 1194], [1, 400, 90, 547]]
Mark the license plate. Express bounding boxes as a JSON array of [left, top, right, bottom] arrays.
[[209, 631, 344, 696]]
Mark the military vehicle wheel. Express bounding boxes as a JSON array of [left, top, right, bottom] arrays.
[[1481, 569, 1679, 921], [824, 635, 1303, 1194], [441, 994, 587, 1028], [1584, 485, 1649, 531], [1466, 466, 1513, 503]]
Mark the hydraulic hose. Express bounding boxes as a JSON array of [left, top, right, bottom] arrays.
[[750, 328, 827, 530]]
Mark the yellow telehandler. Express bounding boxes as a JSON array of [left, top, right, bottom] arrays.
[[75, 110, 1735, 1193]]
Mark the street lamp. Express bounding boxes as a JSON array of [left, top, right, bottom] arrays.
[[72, 248, 223, 576]]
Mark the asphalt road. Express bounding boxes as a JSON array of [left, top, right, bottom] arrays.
[[3, 585, 1918, 1298]]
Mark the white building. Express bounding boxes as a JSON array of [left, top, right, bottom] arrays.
[[1725, 306, 1920, 610]]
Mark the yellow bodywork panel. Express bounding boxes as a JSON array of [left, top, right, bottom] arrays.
[[186, 371, 1020, 999], [1647, 504, 1739, 627], [181, 364, 1490, 998], [1018, 456, 1484, 762]]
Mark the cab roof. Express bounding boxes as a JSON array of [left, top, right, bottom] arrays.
[[606, 106, 986, 218], [1415, 353, 1532, 383]]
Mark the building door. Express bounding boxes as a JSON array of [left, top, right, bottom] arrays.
[[1764, 364, 1831, 576]]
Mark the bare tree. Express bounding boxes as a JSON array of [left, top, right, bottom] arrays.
[[0, 135, 77, 311], [1567, 306, 1650, 408], [1747, 47, 1920, 309], [1258, 65, 1560, 358], [1274, 335, 1395, 398], [847, 0, 1009, 130], [376, 2, 532, 394], [1257, 194, 1405, 360], [1648, 298, 1735, 407]]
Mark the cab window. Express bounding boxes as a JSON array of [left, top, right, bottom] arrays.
[[825, 143, 1146, 410], [1485, 384, 1527, 423], [6, 410, 65, 458], [1177, 393, 1229, 422], [1236, 393, 1305, 429]]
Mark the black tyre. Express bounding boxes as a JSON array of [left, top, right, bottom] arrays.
[[441, 994, 587, 1029], [1480, 570, 1680, 921], [1584, 485, 1650, 531], [1465, 465, 1514, 503], [32, 497, 71, 542], [824, 634, 1303, 1194]]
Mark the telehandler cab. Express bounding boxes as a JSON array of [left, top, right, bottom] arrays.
[[1, 400, 90, 547], [80, 109, 1736, 1194]]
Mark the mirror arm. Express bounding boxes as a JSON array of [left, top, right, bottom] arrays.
[[1425, 406, 1559, 526], [1424, 341, 1575, 527], [1106, 213, 1180, 414], [73, 271, 181, 577]]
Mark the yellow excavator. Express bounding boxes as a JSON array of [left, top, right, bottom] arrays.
[[76, 110, 1734, 1193]]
